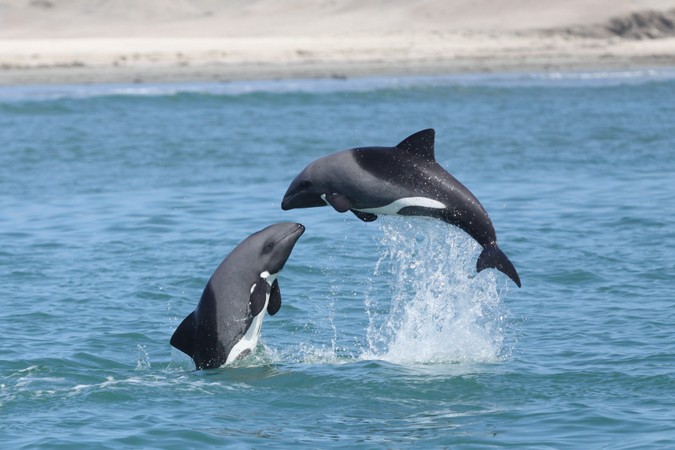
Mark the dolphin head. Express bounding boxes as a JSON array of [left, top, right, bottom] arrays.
[[281, 163, 328, 210], [246, 222, 305, 275]]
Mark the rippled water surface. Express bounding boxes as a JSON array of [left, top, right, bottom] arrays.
[[2, 71, 674, 448]]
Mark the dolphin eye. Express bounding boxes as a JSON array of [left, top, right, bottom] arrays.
[[263, 241, 274, 253], [299, 180, 312, 189]]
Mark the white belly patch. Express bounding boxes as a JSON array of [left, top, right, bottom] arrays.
[[357, 197, 445, 215], [225, 272, 278, 365]]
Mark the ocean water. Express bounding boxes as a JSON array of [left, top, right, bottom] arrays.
[[1, 70, 674, 448]]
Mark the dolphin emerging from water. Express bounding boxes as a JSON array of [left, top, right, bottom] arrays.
[[280, 129, 520, 287], [170, 222, 305, 369]]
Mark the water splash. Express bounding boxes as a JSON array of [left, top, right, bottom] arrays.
[[362, 218, 509, 365], [136, 345, 151, 371]]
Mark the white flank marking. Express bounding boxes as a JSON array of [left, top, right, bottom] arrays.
[[357, 197, 445, 215], [225, 271, 279, 365]]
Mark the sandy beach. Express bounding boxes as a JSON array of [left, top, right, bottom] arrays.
[[1, 0, 674, 85]]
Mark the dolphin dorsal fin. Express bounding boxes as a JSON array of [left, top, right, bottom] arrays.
[[170, 311, 196, 358], [395, 129, 435, 161]]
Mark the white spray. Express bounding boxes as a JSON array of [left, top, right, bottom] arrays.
[[362, 217, 509, 365]]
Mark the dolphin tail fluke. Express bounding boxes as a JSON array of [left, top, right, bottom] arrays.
[[170, 311, 196, 358], [477, 245, 521, 287]]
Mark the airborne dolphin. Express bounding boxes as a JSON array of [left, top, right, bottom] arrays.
[[281, 129, 520, 287], [170, 222, 305, 369]]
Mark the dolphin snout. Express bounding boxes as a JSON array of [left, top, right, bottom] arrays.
[[286, 222, 305, 238], [280, 190, 326, 210], [278, 222, 305, 244]]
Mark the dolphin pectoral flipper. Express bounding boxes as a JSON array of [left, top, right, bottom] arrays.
[[249, 279, 270, 317], [267, 279, 281, 316], [170, 311, 196, 358], [324, 193, 352, 213], [477, 245, 521, 288], [351, 209, 378, 222]]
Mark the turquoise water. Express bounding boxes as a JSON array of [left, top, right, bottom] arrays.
[[1, 71, 674, 448]]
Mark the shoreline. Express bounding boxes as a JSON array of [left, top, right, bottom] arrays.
[[3, 60, 675, 88], [2, 1, 675, 87], [1, 33, 674, 86]]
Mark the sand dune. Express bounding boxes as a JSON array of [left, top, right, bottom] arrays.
[[1, 0, 674, 85]]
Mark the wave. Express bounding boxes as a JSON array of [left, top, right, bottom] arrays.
[[2, 69, 674, 102]]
